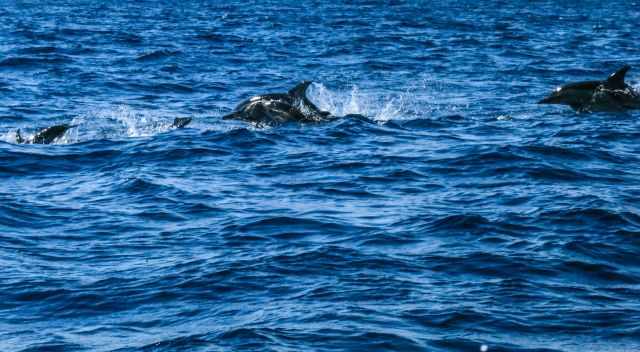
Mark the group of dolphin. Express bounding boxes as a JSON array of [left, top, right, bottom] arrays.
[[13, 65, 640, 145], [226, 65, 640, 122]]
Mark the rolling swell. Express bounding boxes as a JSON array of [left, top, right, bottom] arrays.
[[2, 1, 640, 352]]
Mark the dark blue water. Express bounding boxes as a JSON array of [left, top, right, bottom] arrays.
[[2, 1, 640, 351]]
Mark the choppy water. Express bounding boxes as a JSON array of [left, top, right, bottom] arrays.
[[2, 1, 640, 351]]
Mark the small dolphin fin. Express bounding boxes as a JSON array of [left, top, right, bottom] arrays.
[[605, 65, 631, 89], [288, 81, 312, 99]]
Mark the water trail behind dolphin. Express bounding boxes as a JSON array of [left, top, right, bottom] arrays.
[[65, 105, 209, 144], [307, 83, 409, 122], [67, 105, 182, 142], [306, 80, 468, 122]]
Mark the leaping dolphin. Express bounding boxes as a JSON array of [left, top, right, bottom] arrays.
[[223, 81, 331, 126], [538, 65, 640, 112]]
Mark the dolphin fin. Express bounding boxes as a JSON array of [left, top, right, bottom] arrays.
[[287, 80, 332, 118], [288, 81, 312, 99], [605, 65, 630, 89]]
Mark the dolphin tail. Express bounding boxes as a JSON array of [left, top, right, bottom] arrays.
[[605, 65, 631, 89]]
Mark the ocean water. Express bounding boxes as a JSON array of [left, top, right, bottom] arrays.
[[1, 1, 640, 351]]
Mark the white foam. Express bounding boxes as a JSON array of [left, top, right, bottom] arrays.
[[307, 83, 409, 122], [307, 79, 467, 122], [62, 105, 202, 143], [0, 129, 19, 144]]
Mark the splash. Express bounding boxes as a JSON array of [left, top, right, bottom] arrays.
[[59, 105, 207, 144], [66, 105, 178, 142], [307, 83, 408, 122], [0, 129, 20, 144], [306, 79, 468, 122]]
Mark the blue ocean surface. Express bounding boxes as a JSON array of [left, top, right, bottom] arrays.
[[1, 1, 640, 351]]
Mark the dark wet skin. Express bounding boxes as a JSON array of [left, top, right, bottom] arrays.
[[16, 124, 75, 144], [223, 81, 331, 126], [538, 65, 640, 112]]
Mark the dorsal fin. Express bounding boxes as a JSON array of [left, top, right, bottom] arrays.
[[288, 80, 312, 99], [604, 65, 630, 89], [287, 80, 331, 118]]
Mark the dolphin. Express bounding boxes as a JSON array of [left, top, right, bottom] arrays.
[[223, 81, 331, 126], [16, 124, 75, 144], [538, 65, 640, 112]]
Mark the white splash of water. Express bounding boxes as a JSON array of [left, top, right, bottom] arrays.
[[307, 78, 468, 122], [307, 83, 410, 122], [0, 106, 196, 145], [0, 129, 21, 144], [0, 104, 242, 145], [60, 105, 192, 143]]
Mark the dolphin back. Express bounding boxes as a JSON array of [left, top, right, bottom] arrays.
[[223, 81, 332, 125], [32, 124, 74, 144]]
